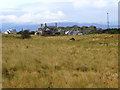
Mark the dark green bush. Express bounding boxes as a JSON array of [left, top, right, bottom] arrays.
[[29, 31, 35, 35], [55, 32, 60, 35], [21, 30, 31, 39], [17, 31, 23, 34], [89, 28, 120, 34], [70, 38, 75, 41]]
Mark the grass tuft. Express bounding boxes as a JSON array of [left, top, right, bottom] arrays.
[[2, 34, 118, 88]]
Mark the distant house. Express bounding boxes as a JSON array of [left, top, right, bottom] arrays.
[[83, 30, 92, 35], [42, 31, 52, 35], [58, 29, 61, 32], [96, 28, 102, 31], [65, 31, 70, 35], [77, 32, 83, 35], [35, 24, 98, 36], [65, 30, 82, 36], [59, 30, 65, 35], [65, 30, 72, 35], [72, 31, 80, 35], [5, 29, 17, 34], [35, 23, 58, 35], [35, 31, 42, 35]]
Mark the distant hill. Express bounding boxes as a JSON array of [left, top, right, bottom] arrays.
[[1, 22, 117, 33]]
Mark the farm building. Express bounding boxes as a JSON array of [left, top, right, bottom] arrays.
[[35, 23, 58, 35], [34, 31, 42, 35], [5, 29, 17, 34]]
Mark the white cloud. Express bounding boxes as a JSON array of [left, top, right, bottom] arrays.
[[73, 0, 119, 9], [0, 0, 73, 9], [0, 10, 65, 24], [0, 0, 118, 9], [42, 20, 69, 23], [57, 11, 64, 16], [0, 0, 118, 24], [0, 15, 17, 23]]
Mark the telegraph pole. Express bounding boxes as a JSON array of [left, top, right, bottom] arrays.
[[107, 13, 109, 29], [118, 1, 120, 29]]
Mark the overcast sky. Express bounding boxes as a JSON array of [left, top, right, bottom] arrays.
[[0, 0, 119, 25]]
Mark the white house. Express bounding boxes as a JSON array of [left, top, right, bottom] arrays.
[[96, 28, 102, 31], [65, 31, 70, 35], [35, 31, 42, 35], [58, 29, 61, 32], [5, 29, 17, 34], [72, 31, 80, 35], [77, 32, 83, 35]]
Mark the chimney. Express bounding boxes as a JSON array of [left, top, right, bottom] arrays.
[[41, 24, 43, 28], [45, 23, 47, 31], [55, 23, 57, 28], [45, 23, 47, 27]]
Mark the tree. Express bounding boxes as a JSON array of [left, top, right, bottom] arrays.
[[55, 32, 60, 35], [21, 30, 31, 39], [17, 31, 23, 34], [29, 31, 35, 35]]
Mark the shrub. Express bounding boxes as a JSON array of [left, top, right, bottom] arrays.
[[17, 31, 23, 34], [29, 31, 35, 35], [55, 32, 60, 35], [89, 28, 120, 34], [21, 30, 31, 39], [70, 38, 75, 41]]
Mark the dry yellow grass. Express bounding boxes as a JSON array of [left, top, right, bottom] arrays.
[[2, 34, 118, 88]]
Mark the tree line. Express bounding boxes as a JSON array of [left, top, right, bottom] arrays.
[[89, 29, 120, 34]]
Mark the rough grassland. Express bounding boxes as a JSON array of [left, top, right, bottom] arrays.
[[2, 34, 118, 88]]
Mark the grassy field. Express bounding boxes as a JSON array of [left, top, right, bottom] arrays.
[[2, 34, 118, 88]]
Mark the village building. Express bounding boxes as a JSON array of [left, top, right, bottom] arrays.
[[35, 23, 58, 35], [35, 24, 98, 36], [34, 30, 42, 35], [5, 29, 17, 34], [77, 32, 83, 35], [96, 28, 102, 31]]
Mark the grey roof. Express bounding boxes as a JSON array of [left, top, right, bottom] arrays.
[[47, 26, 56, 28], [72, 31, 80, 35], [39, 26, 57, 31], [47, 26, 57, 31]]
